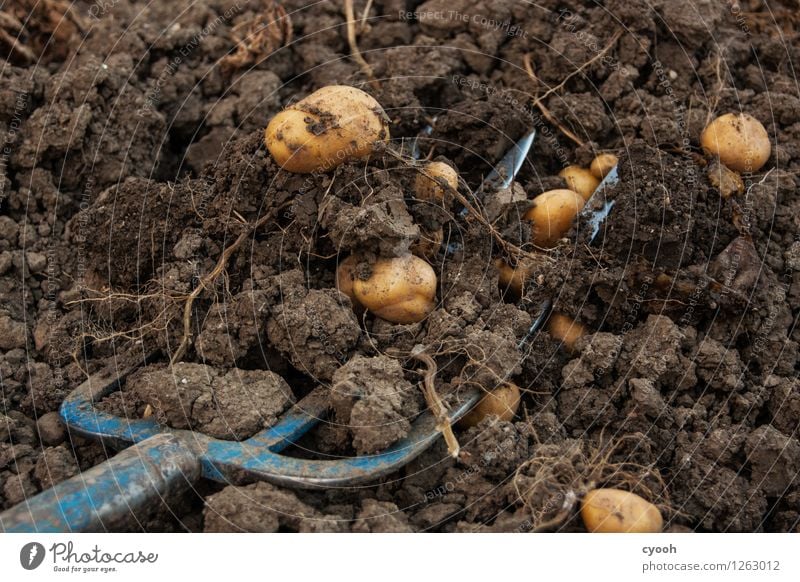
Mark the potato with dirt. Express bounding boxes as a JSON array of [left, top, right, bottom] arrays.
[[349, 255, 437, 324], [524, 189, 586, 248], [265, 85, 390, 173]]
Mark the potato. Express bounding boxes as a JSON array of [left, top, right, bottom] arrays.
[[495, 258, 532, 300], [559, 165, 600, 201], [335, 255, 360, 306], [352, 255, 437, 324], [265, 85, 390, 173], [414, 161, 458, 202], [523, 189, 586, 248], [411, 227, 444, 259], [581, 488, 663, 533], [458, 382, 521, 428], [548, 312, 588, 353], [700, 113, 771, 173], [590, 153, 618, 179]]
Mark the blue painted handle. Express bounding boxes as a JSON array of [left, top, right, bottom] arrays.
[[0, 433, 200, 532]]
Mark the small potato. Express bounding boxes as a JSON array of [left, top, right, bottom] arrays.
[[458, 382, 521, 428], [414, 161, 458, 202], [265, 85, 390, 173], [700, 113, 771, 173], [523, 189, 586, 248], [495, 258, 533, 300], [352, 255, 437, 324], [590, 153, 618, 179], [559, 165, 600, 201], [581, 488, 663, 533], [548, 312, 588, 353], [411, 227, 444, 259]]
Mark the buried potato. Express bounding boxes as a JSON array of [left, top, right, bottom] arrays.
[[457, 382, 521, 428], [589, 153, 618, 179], [347, 255, 437, 324], [523, 189, 586, 248], [413, 161, 459, 203], [559, 165, 599, 201], [265, 85, 390, 173]]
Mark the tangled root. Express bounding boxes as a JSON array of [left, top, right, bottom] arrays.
[[512, 433, 674, 532]]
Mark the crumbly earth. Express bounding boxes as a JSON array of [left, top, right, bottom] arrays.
[[1, 0, 799, 532]]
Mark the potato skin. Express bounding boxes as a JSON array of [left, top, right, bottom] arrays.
[[524, 189, 586, 248], [458, 383, 521, 428], [581, 489, 663, 533], [548, 312, 588, 353], [590, 153, 618, 179], [335, 255, 360, 306], [495, 258, 532, 300], [559, 165, 600, 201], [352, 255, 436, 324], [265, 85, 390, 173], [700, 113, 771, 173], [414, 161, 458, 202]]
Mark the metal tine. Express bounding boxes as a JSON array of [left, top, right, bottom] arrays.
[[482, 130, 537, 192], [583, 164, 620, 244]]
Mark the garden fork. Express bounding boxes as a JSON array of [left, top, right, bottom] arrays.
[[0, 129, 552, 533]]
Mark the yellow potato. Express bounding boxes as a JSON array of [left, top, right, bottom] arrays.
[[458, 382, 521, 428], [548, 312, 588, 353], [414, 161, 459, 202], [590, 153, 618, 179], [523, 189, 586, 248], [265, 85, 390, 173], [581, 488, 663, 533], [700, 113, 771, 173], [352, 255, 437, 324], [411, 227, 444, 260], [495, 258, 532, 300], [559, 165, 600, 201]]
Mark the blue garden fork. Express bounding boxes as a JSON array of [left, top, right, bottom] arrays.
[[0, 129, 556, 533]]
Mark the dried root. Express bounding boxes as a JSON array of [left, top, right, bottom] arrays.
[[512, 434, 674, 532]]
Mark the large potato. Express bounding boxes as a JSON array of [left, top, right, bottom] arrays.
[[458, 383, 521, 428], [265, 85, 390, 173], [523, 189, 586, 248], [559, 165, 599, 201], [581, 488, 663, 533], [352, 255, 437, 324], [700, 113, 771, 173]]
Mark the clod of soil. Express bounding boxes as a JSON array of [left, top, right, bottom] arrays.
[[127, 363, 294, 440]]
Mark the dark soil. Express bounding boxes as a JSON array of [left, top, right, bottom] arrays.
[[1, 0, 799, 532]]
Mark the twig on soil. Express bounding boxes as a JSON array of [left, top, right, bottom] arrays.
[[522, 30, 622, 146], [522, 55, 585, 147], [410, 349, 461, 458], [171, 208, 279, 364], [344, 0, 380, 90]]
